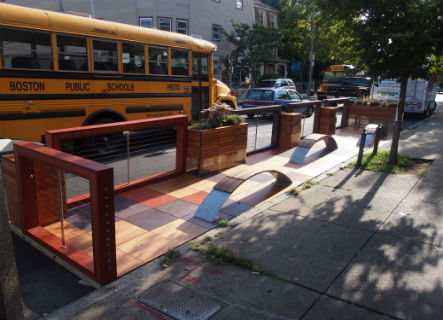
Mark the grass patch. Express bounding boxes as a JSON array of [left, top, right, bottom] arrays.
[[200, 246, 286, 281], [161, 248, 181, 268], [188, 245, 202, 252], [303, 180, 319, 190], [217, 219, 229, 228], [215, 232, 224, 237], [418, 163, 430, 176], [205, 247, 254, 269], [200, 236, 214, 244], [289, 187, 299, 195], [350, 151, 415, 174]]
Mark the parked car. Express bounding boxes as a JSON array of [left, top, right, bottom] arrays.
[[242, 88, 314, 118], [317, 77, 371, 99], [258, 78, 296, 90]]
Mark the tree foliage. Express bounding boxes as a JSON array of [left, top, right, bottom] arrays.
[[318, 0, 443, 163], [278, 0, 357, 66], [318, 0, 443, 80], [224, 22, 279, 84]]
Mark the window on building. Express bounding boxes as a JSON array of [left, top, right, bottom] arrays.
[[122, 42, 145, 74], [236, 0, 243, 9], [57, 34, 88, 71], [171, 48, 189, 76], [1, 27, 52, 70], [176, 19, 188, 35], [259, 10, 266, 26], [92, 39, 119, 72], [270, 14, 277, 29], [139, 17, 153, 28], [148, 46, 168, 75], [212, 24, 221, 41], [158, 18, 172, 32]]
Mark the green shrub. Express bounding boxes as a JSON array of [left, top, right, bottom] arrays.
[[223, 115, 243, 126], [192, 121, 213, 130]]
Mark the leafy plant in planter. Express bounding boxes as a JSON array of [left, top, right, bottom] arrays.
[[191, 103, 243, 130], [187, 103, 247, 174], [350, 98, 397, 108]]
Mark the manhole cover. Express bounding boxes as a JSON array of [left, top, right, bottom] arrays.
[[137, 280, 225, 320]]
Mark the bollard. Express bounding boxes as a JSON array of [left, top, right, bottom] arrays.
[[372, 124, 381, 155], [356, 129, 366, 168]]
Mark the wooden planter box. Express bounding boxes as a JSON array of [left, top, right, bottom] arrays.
[[347, 104, 397, 128], [187, 123, 248, 174]]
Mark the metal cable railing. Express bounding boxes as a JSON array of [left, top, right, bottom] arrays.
[[46, 115, 188, 190]]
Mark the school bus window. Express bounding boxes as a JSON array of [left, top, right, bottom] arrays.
[[56, 34, 88, 71], [92, 39, 118, 72], [171, 48, 188, 76], [148, 46, 168, 75], [192, 54, 208, 82], [122, 42, 145, 74], [0, 27, 52, 70]]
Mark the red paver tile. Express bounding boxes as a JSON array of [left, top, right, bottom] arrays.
[[181, 191, 209, 205], [119, 187, 176, 208]]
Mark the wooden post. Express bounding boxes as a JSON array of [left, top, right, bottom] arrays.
[[90, 167, 117, 284]]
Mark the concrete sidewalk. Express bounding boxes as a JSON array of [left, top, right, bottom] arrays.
[[45, 108, 443, 320]]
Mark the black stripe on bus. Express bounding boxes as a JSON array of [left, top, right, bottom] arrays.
[[0, 70, 192, 82], [0, 93, 192, 101], [126, 106, 183, 113], [0, 110, 85, 121]]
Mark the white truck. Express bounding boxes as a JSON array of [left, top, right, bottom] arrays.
[[371, 79, 438, 118]]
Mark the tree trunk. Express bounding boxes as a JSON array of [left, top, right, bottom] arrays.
[[389, 75, 408, 164]]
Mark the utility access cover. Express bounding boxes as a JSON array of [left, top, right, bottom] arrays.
[[137, 280, 225, 320]]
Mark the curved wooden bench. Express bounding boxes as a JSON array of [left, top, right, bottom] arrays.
[[289, 133, 338, 164], [214, 167, 292, 193], [194, 167, 292, 222]]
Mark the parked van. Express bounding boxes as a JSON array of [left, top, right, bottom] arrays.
[[372, 79, 438, 118]]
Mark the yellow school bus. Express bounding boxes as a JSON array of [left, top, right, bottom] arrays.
[[0, 3, 236, 142]]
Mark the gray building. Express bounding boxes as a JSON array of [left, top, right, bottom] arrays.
[[3, 0, 284, 81]]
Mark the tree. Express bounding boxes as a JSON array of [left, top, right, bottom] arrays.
[[319, 0, 443, 164], [224, 22, 279, 85], [278, 0, 358, 87]]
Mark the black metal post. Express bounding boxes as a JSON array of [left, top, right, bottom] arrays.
[[372, 124, 381, 155], [357, 129, 366, 168]]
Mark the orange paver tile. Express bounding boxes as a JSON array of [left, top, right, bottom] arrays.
[[146, 179, 182, 191], [181, 191, 208, 205], [222, 164, 249, 176], [68, 232, 93, 257], [116, 248, 145, 277], [151, 219, 208, 242], [173, 174, 204, 186], [117, 232, 181, 263], [166, 186, 202, 198], [184, 179, 217, 192], [119, 187, 176, 207], [115, 220, 148, 246], [44, 221, 87, 240]]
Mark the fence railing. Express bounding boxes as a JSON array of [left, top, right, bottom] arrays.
[[232, 98, 349, 153], [45, 115, 188, 192], [232, 105, 282, 152], [14, 142, 116, 285]]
